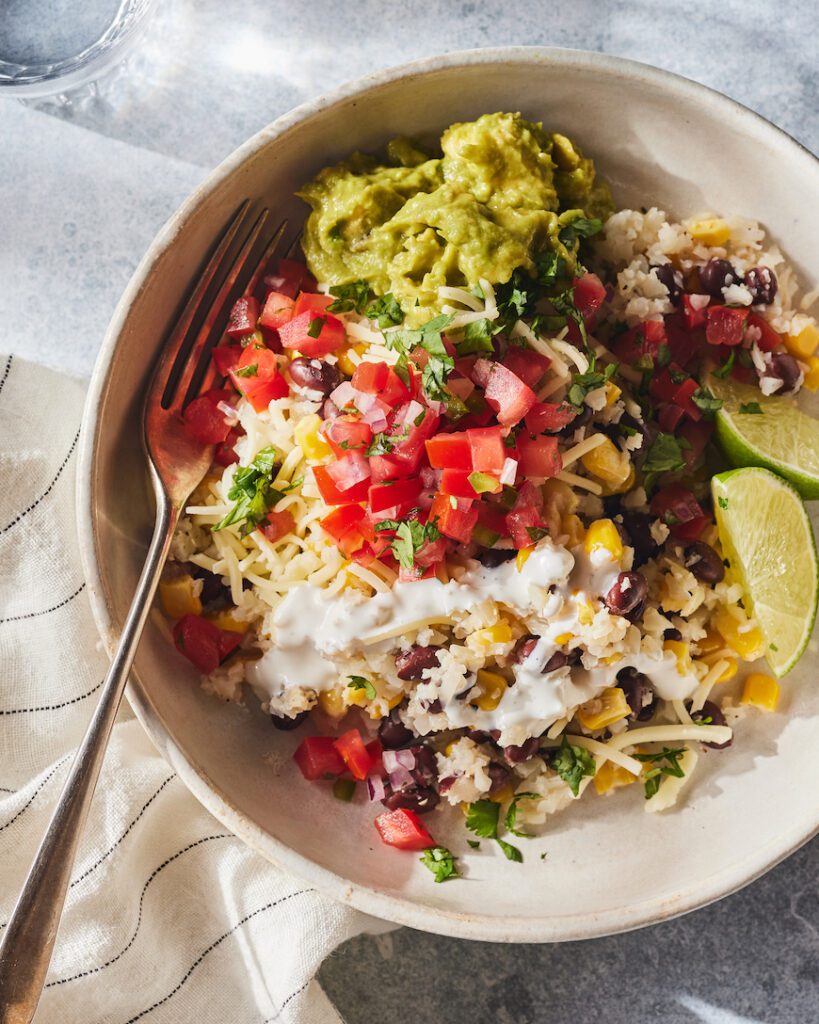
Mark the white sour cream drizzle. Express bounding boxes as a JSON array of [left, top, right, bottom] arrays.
[[247, 539, 699, 742]]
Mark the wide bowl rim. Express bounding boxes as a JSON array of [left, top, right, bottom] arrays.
[[77, 45, 819, 943]]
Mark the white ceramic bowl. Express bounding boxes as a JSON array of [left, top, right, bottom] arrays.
[[77, 47, 819, 942]]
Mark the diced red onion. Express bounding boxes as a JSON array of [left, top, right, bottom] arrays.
[[217, 400, 239, 425], [499, 457, 518, 486], [330, 380, 356, 408], [420, 466, 440, 490], [387, 764, 414, 791], [362, 405, 389, 431], [400, 399, 425, 426], [394, 748, 417, 769], [353, 391, 377, 413], [366, 774, 386, 802], [424, 399, 443, 415]]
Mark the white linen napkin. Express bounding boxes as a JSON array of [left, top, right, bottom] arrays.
[[0, 355, 384, 1023]]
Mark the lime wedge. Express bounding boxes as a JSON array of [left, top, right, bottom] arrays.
[[712, 467, 818, 676], [710, 375, 819, 499]]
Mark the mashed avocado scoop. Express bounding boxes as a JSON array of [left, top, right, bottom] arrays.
[[298, 112, 612, 324]]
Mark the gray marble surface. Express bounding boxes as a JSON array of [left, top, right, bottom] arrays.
[[2, 1, 818, 1021]]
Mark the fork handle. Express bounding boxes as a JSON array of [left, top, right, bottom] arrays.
[[0, 490, 177, 1024]]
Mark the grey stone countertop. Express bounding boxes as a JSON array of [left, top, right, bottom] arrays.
[[2, 1, 817, 1021]]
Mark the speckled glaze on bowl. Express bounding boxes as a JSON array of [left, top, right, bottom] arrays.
[[77, 48, 819, 942]]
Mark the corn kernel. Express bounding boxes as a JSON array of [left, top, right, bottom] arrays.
[[601, 465, 636, 497], [581, 437, 631, 488], [554, 632, 574, 646], [336, 343, 367, 377], [784, 323, 819, 361], [593, 759, 637, 795], [690, 218, 731, 245], [561, 513, 585, 547], [576, 597, 595, 626], [475, 621, 514, 647], [713, 608, 765, 659], [577, 686, 631, 731], [445, 741, 458, 756], [206, 611, 250, 634], [387, 693, 404, 710], [605, 382, 622, 406], [474, 670, 508, 712], [741, 672, 780, 711], [489, 784, 515, 805], [159, 576, 202, 619], [318, 687, 346, 718], [803, 356, 819, 391], [697, 628, 723, 655], [346, 685, 369, 707], [516, 546, 534, 571], [294, 413, 331, 461], [665, 639, 693, 675], [584, 518, 624, 562]]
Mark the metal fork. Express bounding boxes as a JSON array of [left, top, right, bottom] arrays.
[[0, 203, 287, 1024]]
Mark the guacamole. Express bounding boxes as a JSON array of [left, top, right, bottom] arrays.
[[299, 112, 612, 323]]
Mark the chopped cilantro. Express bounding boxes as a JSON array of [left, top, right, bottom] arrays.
[[387, 313, 456, 404], [366, 430, 406, 456], [327, 280, 370, 314], [467, 471, 500, 494], [332, 778, 356, 802], [770, 643, 779, 652], [419, 845, 459, 883], [213, 447, 289, 535], [550, 737, 596, 797], [498, 839, 523, 862], [633, 746, 687, 799], [466, 839, 480, 850], [712, 349, 735, 379], [566, 363, 617, 409], [739, 402, 763, 415], [656, 343, 671, 369], [669, 367, 689, 385], [504, 792, 538, 838], [307, 316, 325, 339], [366, 292, 403, 328], [718, 496, 729, 509], [458, 317, 496, 355], [526, 526, 549, 542], [235, 363, 258, 378], [558, 216, 603, 248], [691, 387, 723, 413], [348, 676, 377, 700], [642, 432, 687, 481], [465, 798, 523, 862], [374, 517, 441, 570]]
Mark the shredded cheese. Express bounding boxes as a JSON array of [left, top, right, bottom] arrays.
[[608, 723, 733, 749], [557, 470, 603, 495], [561, 432, 607, 469]]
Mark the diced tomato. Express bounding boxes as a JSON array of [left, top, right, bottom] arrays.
[[505, 505, 547, 549], [183, 388, 233, 445], [650, 367, 682, 404], [682, 294, 710, 330], [326, 451, 371, 493], [259, 291, 295, 331], [678, 417, 713, 469], [671, 376, 702, 422], [352, 361, 389, 393], [260, 509, 296, 543], [229, 346, 288, 411], [426, 432, 473, 471], [246, 375, 289, 410], [746, 312, 781, 353], [673, 514, 711, 541], [212, 345, 242, 376], [368, 477, 423, 513], [278, 311, 346, 358], [466, 425, 505, 473], [429, 492, 479, 544], [413, 535, 447, 568], [516, 435, 562, 479], [293, 292, 334, 318], [374, 808, 436, 850], [651, 484, 703, 525], [502, 346, 552, 390], [524, 401, 576, 435], [705, 305, 749, 346], [440, 469, 480, 499], [390, 407, 440, 472], [293, 736, 345, 781], [334, 728, 372, 781], [365, 739, 384, 777], [369, 452, 410, 482], [323, 416, 373, 458], [313, 465, 370, 505], [226, 296, 260, 339], [473, 359, 536, 426], [476, 500, 511, 538], [612, 319, 667, 364], [657, 402, 686, 433], [214, 427, 242, 467], [173, 613, 241, 673], [664, 311, 704, 368], [573, 272, 607, 323], [320, 504, 367, 543], [264, 258, 315, 299]]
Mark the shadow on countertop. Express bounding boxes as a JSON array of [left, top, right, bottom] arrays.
[[319, 834, 819, 1024]]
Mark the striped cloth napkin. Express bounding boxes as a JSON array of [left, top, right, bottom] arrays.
[[0, 355, 384, 1023]]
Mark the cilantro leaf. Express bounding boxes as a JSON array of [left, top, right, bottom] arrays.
[[467, 839, 480, 850], [213, 446, 286, 535], [642, 432, 687, 477], [366, 292, 404, 328], [718, 496, 729, 509], [656, 343, 671, 369], [458, 318, 495, 355], [551, 736, 596, 797], [327, 280, 370, 314], [235, 363, 258, 378], [465, 799, 500, 840], [739, 402, 763, 415], [712, 349, 735, 379], [386, 313, 455, 405], [691, 387, 723, 413], [633, 746, 687, 800], [497, 839, 523, 862], [558, 216, 603, 248], [374, 517, 441, 570], [504, 792, 538, 838], [348, 676, 377, 700], [307, 316, 325, 339], [419, 846, 459, 883]]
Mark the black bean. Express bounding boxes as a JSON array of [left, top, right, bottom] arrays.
[[410, 745, 438, 788], [764, 352, 802, 394], [382, 786, 439, 814], [744, 266, 778, 305], [617, 667, 656, 721], [542, 650, 569, 674], [466, 729, 501, 745], [619, 512, 660, 568], [513, 635, 539, 663], [378, 706, 414, 749], [320, 397, 341, 420], [504, 736, 541, 765], [690, 700, 732, 749], [557, 403, 591, 438], [476, 547, 516, 568], [652, 263, 683, 305], [488, 761, 512, 795], [288, 357, 341, 395], [605, 571, 648, 621], [699, 258, 740, 298], [684, 541, 725, 584], [270, 710, 308, 731], [190, 565, 230, 607], [663, 627, 683, 641], [395, 645, 441, 681]]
